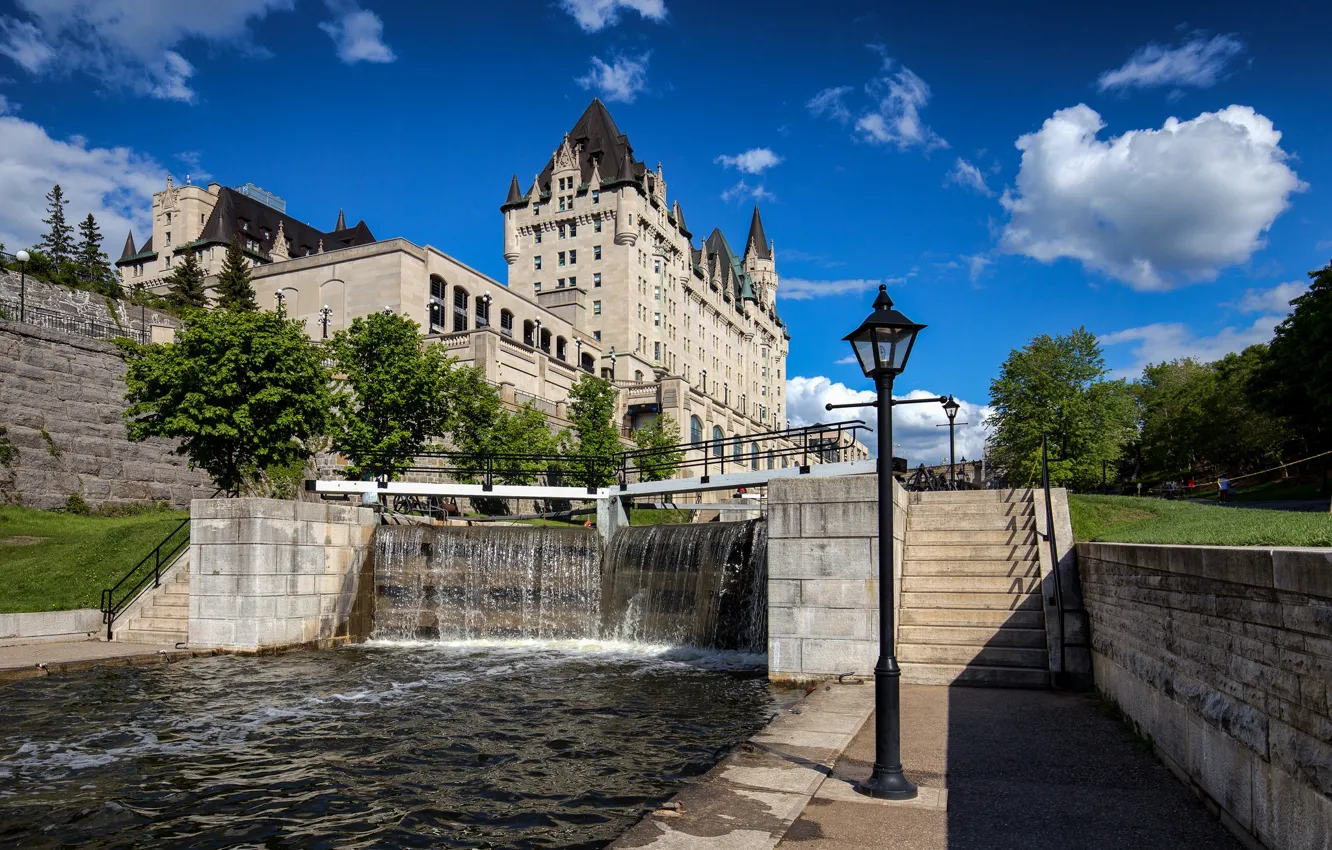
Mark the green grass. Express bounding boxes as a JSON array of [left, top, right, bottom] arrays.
[[1068, 495, 1332, 547], [0, 506, 188, 613], [1221, 479, 1328, 503]]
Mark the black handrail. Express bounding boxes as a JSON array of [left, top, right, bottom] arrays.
[[100, 516, 190, 641], [1039, 434, 1067, 675]]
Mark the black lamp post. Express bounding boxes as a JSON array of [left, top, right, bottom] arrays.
[[534, 319, 544, 354], [609, 345, 616, 380], [842, 283, 924, 801], [274, 290, 285, 316], [319, 304, 332, 339], [942, 395, 961, 487], [15, 250, 29, 323], [574, 336, 583, 371]]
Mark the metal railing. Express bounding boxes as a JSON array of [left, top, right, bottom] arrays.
[[100, 516, 190, 641], [0, 296, 147, 345], [1039, 434, 1066, 675]]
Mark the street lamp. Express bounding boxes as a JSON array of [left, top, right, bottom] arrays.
[[533, 318, 544, 354], [942, 395, 961, 487], [319, 304, 332, 339], [608, 345, 617, 380], [15, 250, 29, 323], [274, 290, 286, 315], [701, 368, 707, 396], [841, 283, 925, 801], [574, 337, 583, 371]]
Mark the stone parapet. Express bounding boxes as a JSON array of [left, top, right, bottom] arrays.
[[1079, 542, 1332, 850], [188, 498, 377, 651]]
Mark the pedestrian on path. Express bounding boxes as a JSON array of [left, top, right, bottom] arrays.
[[1218, 476, 1231, 502]]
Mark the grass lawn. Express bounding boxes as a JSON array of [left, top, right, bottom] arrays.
[[0, 506, 188, 613], [1068, 495, 1332, 547], [1223, 479, 1329, 503]]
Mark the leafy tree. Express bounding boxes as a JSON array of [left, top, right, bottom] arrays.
[[1257, 260, 1332, 453], [447, 366, 556, 486], [37, 184, 73, 266], [75, 213, 120, 297], [215, 234, 257, 311], [165, 247, 207, 310], [1137, 358, 1215, 478], [632, 414, 683, 481], [562, 373, 622, 487], [986, 327, 1137, 489], [329, 312, 455, 480], [119, 309, 331, 495]]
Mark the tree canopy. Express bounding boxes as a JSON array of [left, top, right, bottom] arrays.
[[1258, 260, 1332, 453], [632, 414, 683, 482], [563, 374, 622, 487]]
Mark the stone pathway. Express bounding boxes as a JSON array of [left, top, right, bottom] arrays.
[[0, 639, 215, 684]]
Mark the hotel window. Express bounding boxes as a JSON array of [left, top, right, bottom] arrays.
[[653, 312, 660, 327], [569, 223, 577, 237], [240, 220, 249, 231], [534, 282, 542, 292], [559, 225, 566, 239], [569, 276, 576, 287], [593, 273, 601, 287], [593, 300, 602, 315], [558, 252, 566, 266], [453, 288, 469, 333], [556, 278, 564, 288], [559, 196, 566, 211], [654, 258, 661, 274], [165, 231, 171, 244], [500, 309, 514, 337], [594, 220, 602, 233], [430, 276, 445, 300], [594, 245, 601, 260], [569, 249, 577, 264], [653, 285, 660, 300], [594, 330, 601, 341], [533, 204, 540, 216], [635, 370, 644, 382], [534, 230, 542, 244], [592, 190, 600, 204], [654, 342, 660, 361], [534, 256, 542, 270], [476, 297, 490, 327]]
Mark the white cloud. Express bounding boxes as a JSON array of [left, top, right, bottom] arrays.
[[965, 254, 991, 283], [1099, 316, 1280, 377], [834, 355, 858, 365], [806, 86, 852, 123], [786, 377, 990, 463], [576, 52, 649, 103], [1098, 33, 1244, 93], [319, 2, 395, 64], [854, 62, 946, 151], [0, 92, 13, 114], [715, 148, 782, 175], [0, 0, 293, 103], [777, 278, 902, 301], [1233, 280, 1307, 314], [999, 104, 1305, 291], [719, 179, 774, 204], [946, 157, 992, 196], [558, 0, 666, 32], [0, 115, 160, 256]]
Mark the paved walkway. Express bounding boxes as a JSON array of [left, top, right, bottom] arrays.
[[778, 685, 1244, 850], [0, 639, 212, 683]]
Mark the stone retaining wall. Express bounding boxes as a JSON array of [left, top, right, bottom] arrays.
[[767, 473, 905, 681], [189, 498, 377, 650], [0, 319, 213, 509], [0, 608, 102, 644], [0, 269, 177, 333], [1079, 542, 1332, 850]]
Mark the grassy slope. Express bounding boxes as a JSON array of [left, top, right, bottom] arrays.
[[1068, 495, 1332, 547], [0, 507, 188, 613]]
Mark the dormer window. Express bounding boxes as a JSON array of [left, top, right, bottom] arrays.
[[240, 219, 249, 231]]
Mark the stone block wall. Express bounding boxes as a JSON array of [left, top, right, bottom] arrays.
[[189, 498, 377, 651], [767, 473, 906, 681], [0, 320, 214, 509], [1079, 542, 1332, 850]]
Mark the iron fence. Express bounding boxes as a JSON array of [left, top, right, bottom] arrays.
[[0, 297, 146, 345]]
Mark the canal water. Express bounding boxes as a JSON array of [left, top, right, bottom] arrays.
[[0, 641, 774, 848]]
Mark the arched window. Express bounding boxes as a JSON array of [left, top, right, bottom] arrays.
[[476, 297, 490, 327], [429, 274, 445, 301], [500, 309, 514, 337], [731, 435, 741, 460], [634, 370, 643, 382], [556, 336, 567, 361], [751, 442, 759, 470], [690, 416, 703, 444], [712, 426, 724, 457], [767, 451, 774, 470], [782, 456, 788, 469], [581, 352, 595, 373], [452, 287, 469, 332], [523, 320, 535, 346], [539, 328, 551, 353]]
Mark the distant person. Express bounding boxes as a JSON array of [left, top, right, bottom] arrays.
[[1136, 481, 1142, 497], [1218, 476, 1231, 502]]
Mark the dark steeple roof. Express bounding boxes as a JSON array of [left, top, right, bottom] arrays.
[[744, 205, 771, 260], [119, 231, 136, 261], [533, 98, 646, 195], [335, 208, 346, 231], [194, 187, 375, 260], [504, 174, 524, 207]]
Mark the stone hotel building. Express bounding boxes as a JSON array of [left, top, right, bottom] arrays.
[[115, 99, 867, 470]]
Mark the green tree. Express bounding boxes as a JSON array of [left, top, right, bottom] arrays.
[[562, 373, 622, 487], [119, 309, 331, 495], [215, 234, 257, 311], [75, 213, 120, 297], [37, 184, 73, 266], [632, 413, 683, 481], [165, 247, 207, 310], [1137, 358, 1215, 478], [330, 312, 455, 480], [1257, 261, 1332, 453], [986, 327, 1137, 489], [446, 366, 556, 486]]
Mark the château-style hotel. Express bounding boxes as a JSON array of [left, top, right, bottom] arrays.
[[116, 100, 867, 468]]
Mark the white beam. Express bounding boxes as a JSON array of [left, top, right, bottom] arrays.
[[617, 459, 875, 498], [311, 480, 608, 500]]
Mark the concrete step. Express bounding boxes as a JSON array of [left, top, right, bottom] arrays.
[[902, 575, 1042, 594], [907, 529, 1038, 546], [898, 643, 1049, 668], [899, 625, 1047, 648], [901, 663, 1050, 688], [150, 594, 188, 608], [910, 504, 1033, 520], [913, 489, 1033, 504], [901, 591, 1042, 611], [908, 514, 1036, 531], [141, 605, 190, 621], [905, 544, 1038, 561], [118, 627, 187, 646], [127, 616, 188, 632], [900, 608, 1046, 629], [903, 560, 1041, 578]]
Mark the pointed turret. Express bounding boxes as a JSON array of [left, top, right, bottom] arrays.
[[119, 231, 137, 261], [504, 174, 523, 206], [335, 208, 346, 231], [744, 205, 772, 260]]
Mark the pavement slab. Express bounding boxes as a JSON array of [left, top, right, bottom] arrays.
[[0, 638, 217, 683]]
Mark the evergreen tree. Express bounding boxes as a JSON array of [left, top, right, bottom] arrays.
[[215, 234, 257, 311], [75, 213, 119, 297], [37, 184, 74, 266], [165, 248, 207, 310]]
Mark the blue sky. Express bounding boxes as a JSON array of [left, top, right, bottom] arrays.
[[1, 0, 1327, 463]]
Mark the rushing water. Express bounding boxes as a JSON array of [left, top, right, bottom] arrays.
[[0, 642, 775, 849]]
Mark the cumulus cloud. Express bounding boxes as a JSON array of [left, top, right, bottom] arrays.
[[808, 51, 945, 152], [558, 0, 666, 32], [715, 148, 782, 175], [778, 278, 902, 301], [999, 104, 1305, 291], [0, 0, 292, 103], [319, 1, 395, 64], [786, 377, 990, 463], [719, 179, 774, 204], [1098, 33, 1244, 94], [576, 52, 649, 103], [1099, 316, 1280, 378], [0, 115, 160, 256], [946, 157, 992, 196], [1233, 281, 1308, 314]]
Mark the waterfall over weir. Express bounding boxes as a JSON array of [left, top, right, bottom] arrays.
[[371, 520, 767, 652]]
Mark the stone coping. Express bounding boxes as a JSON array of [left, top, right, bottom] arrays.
[[0, 609, 102, 643], [1076, 541, 1332, 596]]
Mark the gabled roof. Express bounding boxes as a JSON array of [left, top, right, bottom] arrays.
[[197, 187, 375, 258], [744, 206, 771, 260], [533, 98, 646, 195]]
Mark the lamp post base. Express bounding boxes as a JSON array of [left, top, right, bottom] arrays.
[[856, 767, 918, 800]]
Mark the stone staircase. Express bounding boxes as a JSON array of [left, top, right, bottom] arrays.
[[898, 489, 1049, 687], [115, 552, 190, 646]]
